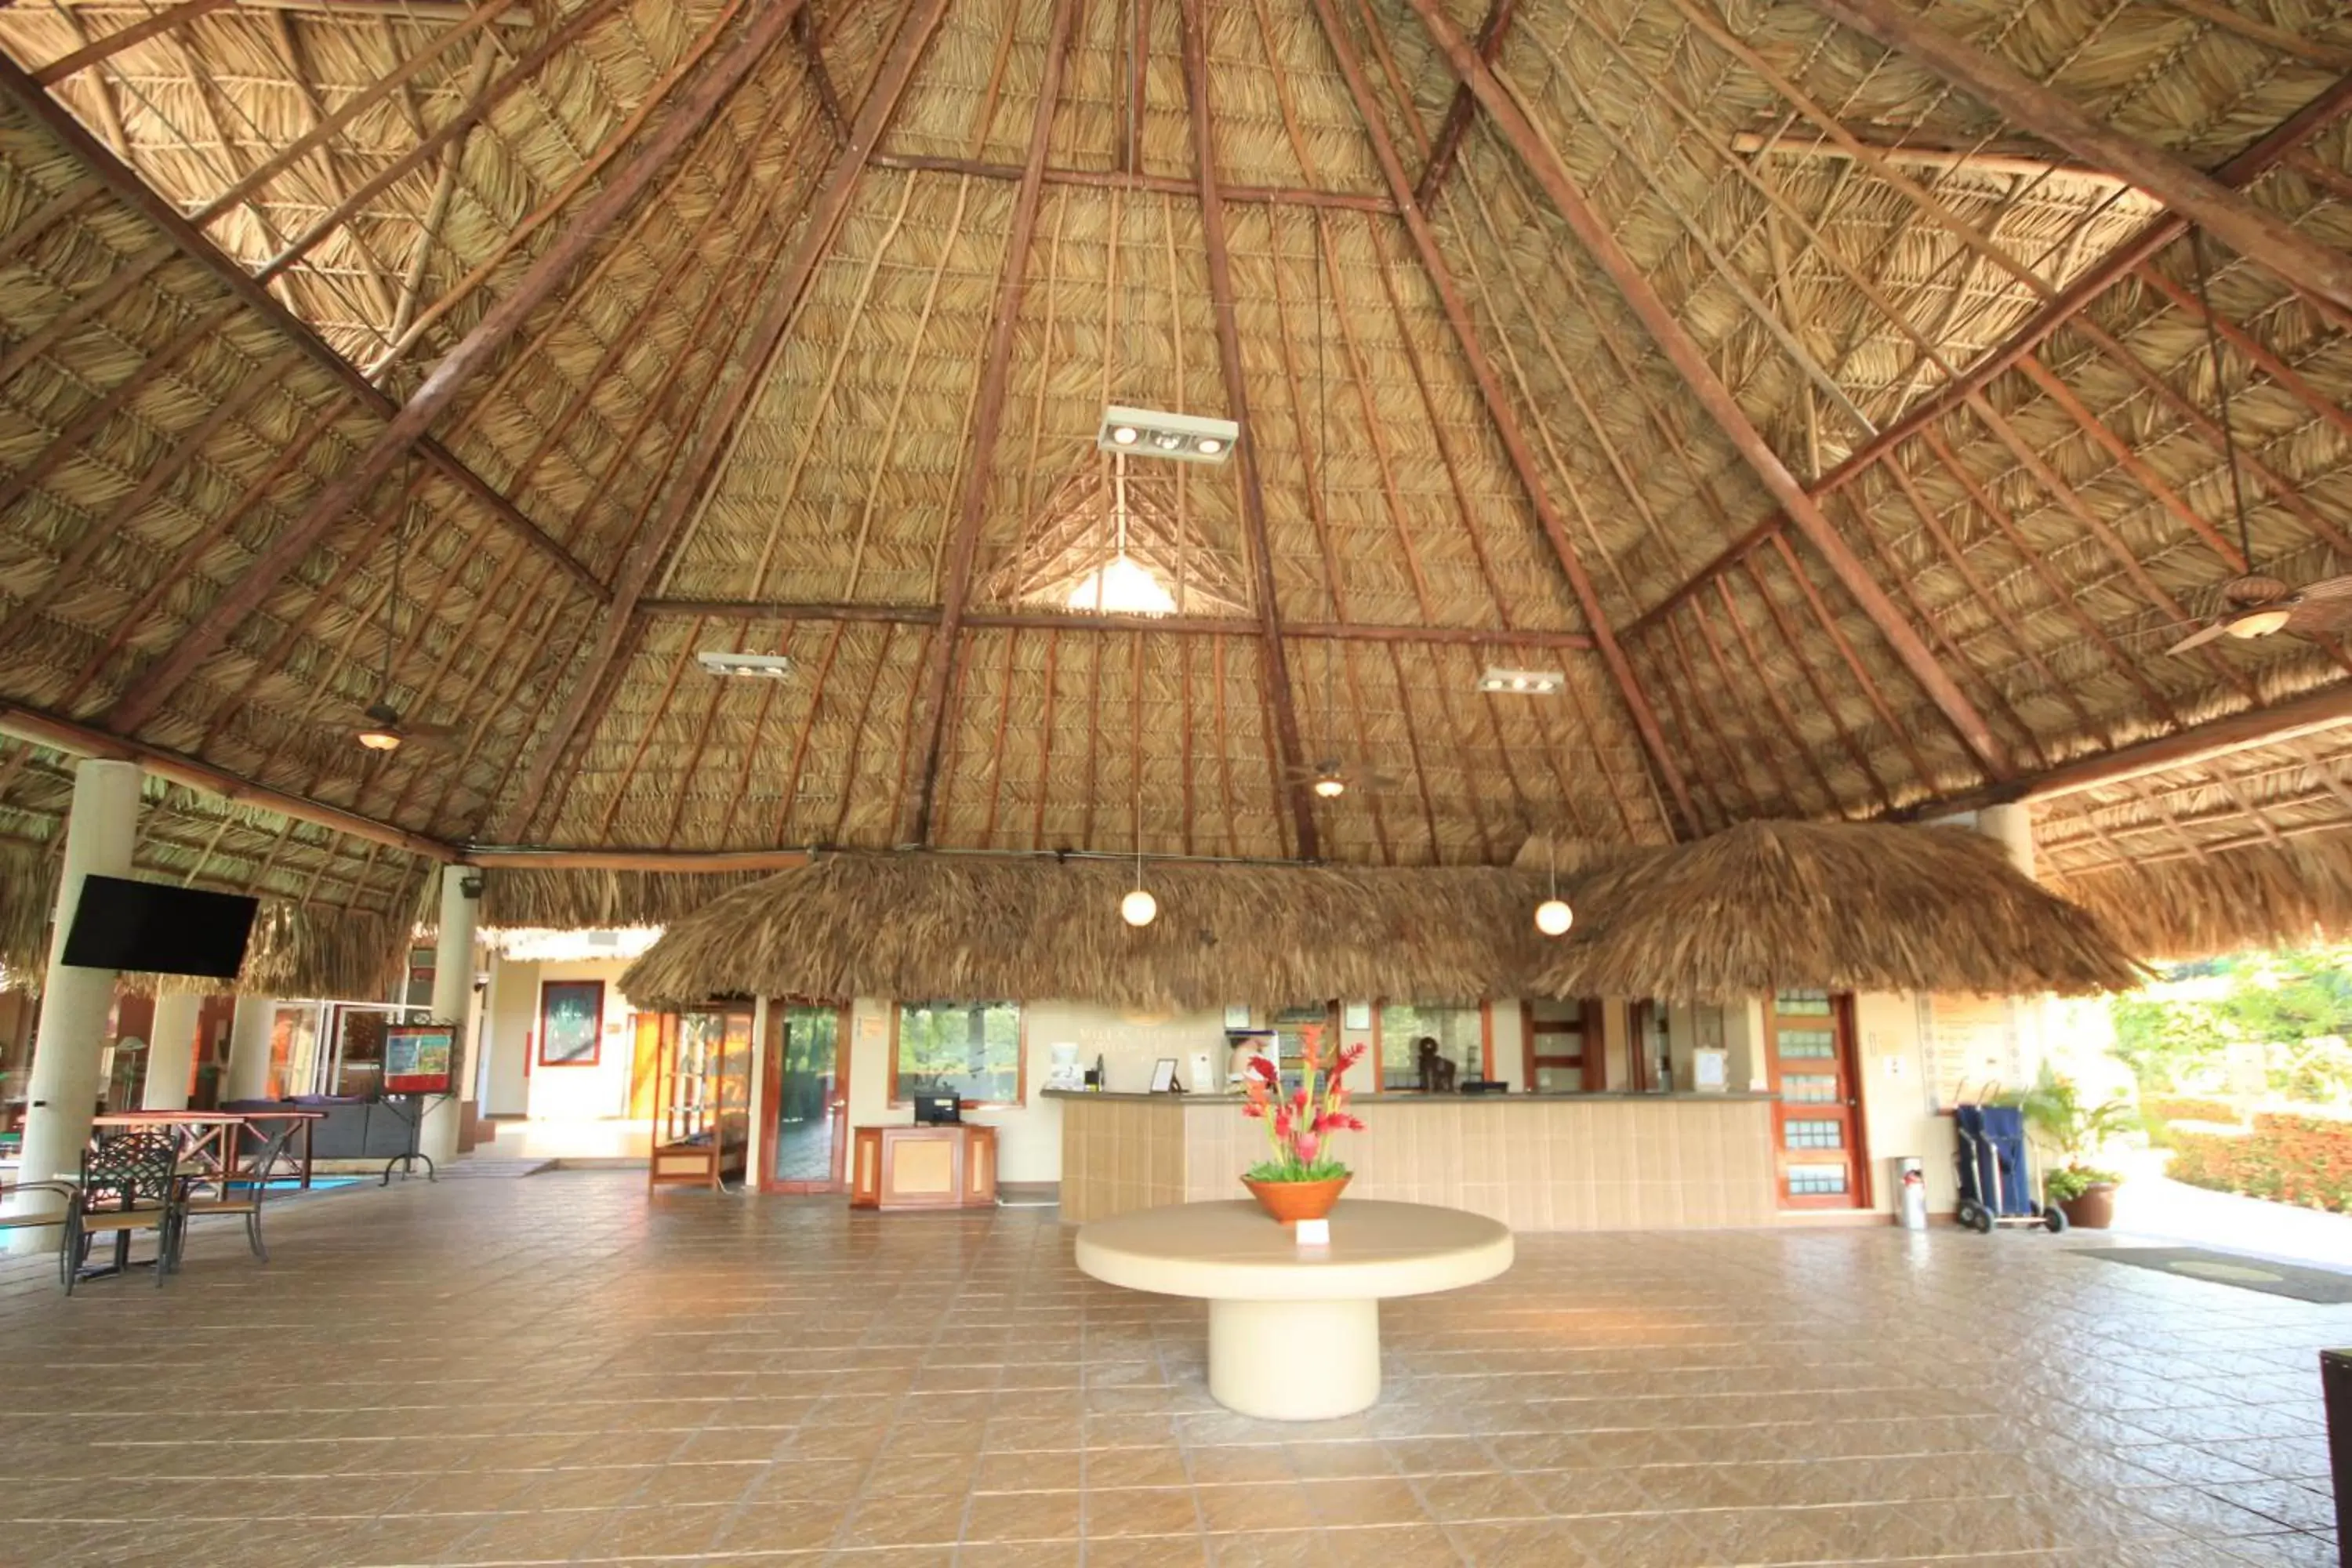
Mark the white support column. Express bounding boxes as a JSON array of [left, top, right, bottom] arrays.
[[1976, 802, 2036, 880], [223, 996, 276, 1102], [5, 757, 141, 1252], [140, 992, 202, 1111], [421, 867, 478, 1165], [1975, 804, 2049, 1081]]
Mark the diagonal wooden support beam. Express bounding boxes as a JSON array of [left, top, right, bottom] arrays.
[[499, 0, 954, 840], [906, 0, 1083, 848], [1621, 71, 2352, 630], [1414, 0, 1514, 209], [0, 53, 608, 601], [1178, 0, 1319, 861], [1399, 0, 2011, 782], [90, 2, 804, 739], [1305, 0, 1694, 837], [1802, 0, 2352, 321]]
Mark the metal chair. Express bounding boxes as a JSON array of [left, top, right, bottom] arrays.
[[63, 1129, 183, 1293], [0, 1179, 80, 1283], [168, 1123, 300, 1271]]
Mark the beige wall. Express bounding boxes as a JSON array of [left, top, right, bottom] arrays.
[[519, 959, 642, 1122], [1853, 991, 1962, 1215]]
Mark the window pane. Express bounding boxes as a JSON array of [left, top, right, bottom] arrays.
[[1378, 1003, 1482, 1088], [1534, 1064, 1583, 1093], [1777, 1029, 1836, 1059], [1781, 1073, 1839, 1103], [1784, 1118, 1844, 1149], [897, 1002, 1022, 1104], [1774, 991, 1832, 1016], [1787, 1164, 1849, 1195]]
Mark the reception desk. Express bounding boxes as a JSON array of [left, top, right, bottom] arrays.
[[1053, 1091, 1777, 1230], [851, 1123, 997, 1211]]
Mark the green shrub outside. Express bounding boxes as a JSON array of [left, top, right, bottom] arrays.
[[2168, 1113, 2352, 1213]]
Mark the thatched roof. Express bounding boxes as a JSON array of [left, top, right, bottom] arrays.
[[1527, 820, 2148, 1001], [3, 0, 2351, 961], [620, 826, 2142, 1006]]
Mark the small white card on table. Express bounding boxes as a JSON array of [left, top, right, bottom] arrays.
[[1294, 1218, 1330, 1248]]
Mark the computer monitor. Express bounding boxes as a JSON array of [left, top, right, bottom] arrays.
[[913, 1091, 962, 1125]]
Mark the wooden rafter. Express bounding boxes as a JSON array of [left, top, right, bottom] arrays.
[[499, 0, 953, 840], [1178, 0, 1318, 861], [1414, 0, 1512, 209], [866, 151, 1398, 214], [1403, 0, 2013, 781], [93, 2, 804, 739], [1306, 0, 1698, 834], [28, 0, 238, 87], [903, 0, 1079, 846], [1803, 0, 2352, 321]]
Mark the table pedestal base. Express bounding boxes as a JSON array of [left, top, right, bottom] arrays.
[[1207, 1298, 1381, 1421]]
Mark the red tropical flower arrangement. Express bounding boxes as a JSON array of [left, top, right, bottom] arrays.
[[1240, 1023, 1367, 1183]]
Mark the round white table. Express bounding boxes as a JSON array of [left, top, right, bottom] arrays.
[[1073, 1199, 1514, 1421]]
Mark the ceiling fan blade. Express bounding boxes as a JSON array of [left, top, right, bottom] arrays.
[[2165, 619, 2232, 656], [2285, 576, 2352, 634]]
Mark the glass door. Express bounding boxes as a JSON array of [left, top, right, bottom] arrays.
[[763, 1002, 850, 1192], [1766, 990, 1869, 1209]]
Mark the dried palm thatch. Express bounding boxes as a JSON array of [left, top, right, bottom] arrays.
[[621, 852, 1559, 1010], [0, 840, 57, 982], [1529, 821, 2147, 1001], [625, 824, 2143, 1007], [2048, 831, 2352, 960], [477, 867, 771, 930]]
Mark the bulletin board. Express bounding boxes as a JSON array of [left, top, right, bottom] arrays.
[[1915, 993, 2021, 1110], [384, 1023, 456, 1094]]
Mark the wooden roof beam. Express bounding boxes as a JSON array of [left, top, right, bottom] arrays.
[[1414, 0, 1514, 209], [1306, 0, 1697, 836], [1622, 71, 2352, 626], [906, 0, 1083, 847], [1903, 681, 2352, 822], [91, 2, 803, 739], [1802, 0, 2352, 321], [498, 0, 953, 840], [1399, 0, 2010, 782], [640, 600, 1595, 648], [0, 53, 608, 609], [1178, 0, 1319, 861], [0, 699, 457, 862], [866, 151, 1398, 213], [1727, 126, 2124, 186]]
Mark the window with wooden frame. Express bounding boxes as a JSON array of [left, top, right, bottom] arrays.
[[538, 980, 605, 1067], [1269, 1003, 1339, 1089], [890, 1001, 1023, 1107], [1523, 999, 1597, 1093], [1373, 1002, 1485, 1090]]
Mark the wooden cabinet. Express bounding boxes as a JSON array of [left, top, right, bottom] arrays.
[[647, 1004, 754, 1192], [849, 1124, 996, 1211]]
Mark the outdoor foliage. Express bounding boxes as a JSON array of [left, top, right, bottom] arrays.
[[2109, 946, 2352, 1104], [2141, 1096, 2241, 1125], [2168, 1114, 2352, 1213]]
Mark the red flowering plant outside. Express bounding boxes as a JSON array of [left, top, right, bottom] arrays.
[[1240, 1023, 1367, 1183]]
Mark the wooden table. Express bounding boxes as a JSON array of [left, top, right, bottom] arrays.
[[1075, 1200, 1513, 1420]]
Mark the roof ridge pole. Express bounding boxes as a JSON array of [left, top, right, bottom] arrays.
[[1802, 0, 2352, 323], [1177, 0, 1320, 862], [1304, 0, 1696, 840], [1414, 0, 1515, 209], [89, 0, 806, 739], [496, 0, 956, 841], [1395, 0, 2013, 786], [905, 0, 1086, 848]]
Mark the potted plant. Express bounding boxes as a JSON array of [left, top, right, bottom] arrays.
[[1238, 1023, 1366, 1223], [2018, 1068, 2135, 1229]]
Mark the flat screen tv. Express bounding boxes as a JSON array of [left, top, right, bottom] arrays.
[[60, 875, 259, 979]]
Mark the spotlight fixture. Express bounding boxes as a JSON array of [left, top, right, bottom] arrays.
[[1096, 404, 1239, 465], [1478, 666, 1564, 695], [695, 651, 794, 680]]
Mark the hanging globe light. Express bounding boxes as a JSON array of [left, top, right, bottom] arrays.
[[1534, 897, 1573, 936], [1121, 887, 1159, 927]]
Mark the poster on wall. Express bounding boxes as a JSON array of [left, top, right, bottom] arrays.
[[384, 1024, 456, 1094], [1915, 994, 2021, 1110]]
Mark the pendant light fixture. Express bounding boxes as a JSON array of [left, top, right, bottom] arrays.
[[1121, 690, 1156, 927], [1534, 835, 1573, 937]]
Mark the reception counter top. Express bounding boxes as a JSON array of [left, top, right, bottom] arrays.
[[1058, 1088, 1777, 1231]]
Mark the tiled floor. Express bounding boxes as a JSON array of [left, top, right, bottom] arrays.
[[0, 1171, 2341, 1566]]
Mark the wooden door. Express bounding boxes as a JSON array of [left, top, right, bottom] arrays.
[[762, 1001, 852, 1192], [1764, 990, 1870, 1209], [628, 1013, 661, 1117], [1523, 999, 1597, 1092]]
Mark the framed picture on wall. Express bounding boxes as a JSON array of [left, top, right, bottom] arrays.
[[539, 980, 604, 1067]]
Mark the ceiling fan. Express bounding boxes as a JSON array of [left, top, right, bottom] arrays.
[[347, 511, 460, 755], [2165, 230, 2352, 656], [1282, 755, 1405, 800]]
